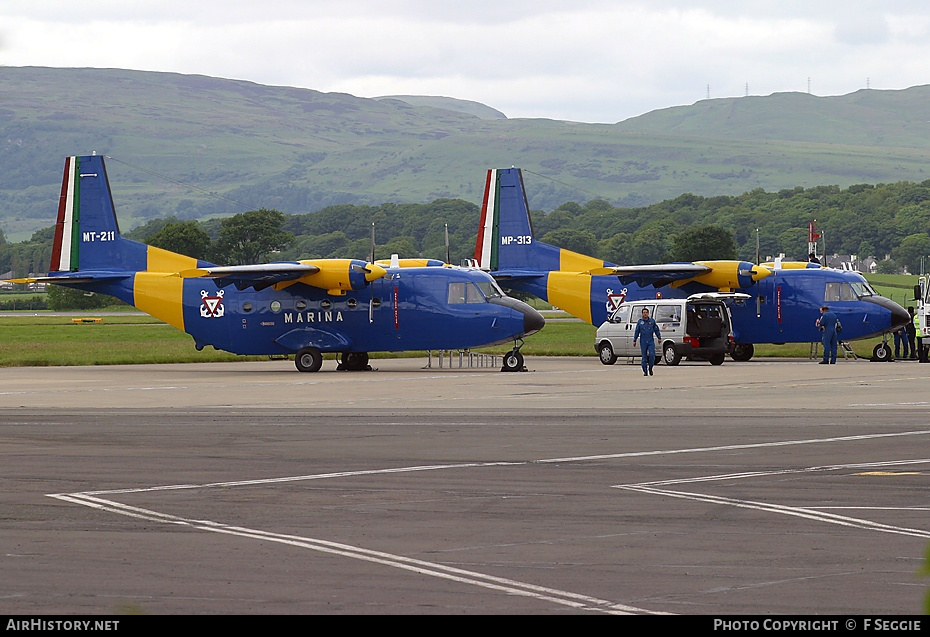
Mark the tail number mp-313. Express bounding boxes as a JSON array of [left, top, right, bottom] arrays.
[[501, 235, 532, 245]]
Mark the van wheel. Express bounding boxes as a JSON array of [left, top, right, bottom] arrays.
[[709, 353, 725, 365], [730, 343, 754, 362], [663, 342, 681, 366], [598, 342, 617, 365]]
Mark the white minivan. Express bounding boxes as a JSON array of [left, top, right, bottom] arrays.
[[595, 293, 746, 366]]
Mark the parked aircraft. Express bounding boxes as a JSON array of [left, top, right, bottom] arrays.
[[472, 168, 909, 361], [7, 155, 544, 372]]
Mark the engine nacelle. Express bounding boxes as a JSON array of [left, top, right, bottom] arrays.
[[690, 260, 772, 292]]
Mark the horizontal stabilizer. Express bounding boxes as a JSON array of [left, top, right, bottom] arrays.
[[488, 269, 549, 281], [5, 272, 131, 285]]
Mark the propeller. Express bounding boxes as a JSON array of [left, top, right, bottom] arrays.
[[369, 223, 376, 323], [755, 228, 762, 318]]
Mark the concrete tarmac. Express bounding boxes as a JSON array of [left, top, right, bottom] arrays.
[[1, 355, 928, 615]]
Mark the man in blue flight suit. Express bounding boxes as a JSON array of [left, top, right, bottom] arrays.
[[816, 305, 839, 364], [632, 307, 661, 376], [894, 325, 909, 360]]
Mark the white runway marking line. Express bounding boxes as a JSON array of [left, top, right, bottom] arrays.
[[46, 429, 930, 614], [615, 458, 930, 540], [48, 491, 658, 615]]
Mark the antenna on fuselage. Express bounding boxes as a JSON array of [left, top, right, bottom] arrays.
[[445, 223, 450, 264]]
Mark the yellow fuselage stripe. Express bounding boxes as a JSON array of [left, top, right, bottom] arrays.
[[133, 247, 199, 331], [544, 249, 607, 325]]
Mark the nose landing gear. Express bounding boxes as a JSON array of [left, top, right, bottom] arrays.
[[501, 340, 528, 372]]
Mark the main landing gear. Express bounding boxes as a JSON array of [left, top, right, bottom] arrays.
[[293, 347, 372, 372], [501, 340, 528, 372], [295, 346, 323, 373], [729, 343, 754, 362], [338, 351, 371, 371]]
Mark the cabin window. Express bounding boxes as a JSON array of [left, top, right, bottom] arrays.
[[448, 282, 486, 304], [295, 300, 307, 311], [824, 282, 858, 302], [654, 304, 680, 322], [270, 300, 281, 313], [609, 304, 631, 324], [630, 304, 655, 323], [242, 302, 253, 313]]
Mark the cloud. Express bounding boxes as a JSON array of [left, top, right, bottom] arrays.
[[2, 1, 930, 123]]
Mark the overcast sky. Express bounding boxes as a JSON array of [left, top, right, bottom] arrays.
[[3, 1, 929, 123]]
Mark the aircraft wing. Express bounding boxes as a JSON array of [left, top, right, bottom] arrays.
[[179, 259, 386, 294], [606, 261, 771, 291], [180, 262, 320, 288], [607, 263, 713, 287]]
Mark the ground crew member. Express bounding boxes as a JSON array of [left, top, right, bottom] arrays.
[[816, 306, 839, 364], [915, 309, 926, 363], [906, 307, 917, 359], [632, 307, 661, 376]]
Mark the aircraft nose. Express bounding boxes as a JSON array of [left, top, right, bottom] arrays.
[[889, 300, 910, 330], [488, 296, 546, 336], [864, 295, 910, 331], [522, 304, 545, 336]]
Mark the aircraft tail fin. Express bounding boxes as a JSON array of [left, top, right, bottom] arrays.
[[35, 156, 207, 329], [474, 168, 606, 274], [48, 155, 151, 276], [47, 155, 206, 281]]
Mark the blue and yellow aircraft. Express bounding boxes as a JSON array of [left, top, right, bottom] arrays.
[[8, 155, 544, 372], [473, 167, 909, 361]]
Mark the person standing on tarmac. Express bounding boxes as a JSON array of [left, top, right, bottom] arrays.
[[632, 307, 661, 376], [816, 306, 839, 364], [915, 308, 925, 362], [906, 307, 918, 360]]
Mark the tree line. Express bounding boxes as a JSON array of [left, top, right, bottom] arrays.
[[3, 178, 930, 278]]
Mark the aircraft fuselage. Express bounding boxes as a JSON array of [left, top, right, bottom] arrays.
[[504, 266, 907, 345], [80, 265, 540, 356]]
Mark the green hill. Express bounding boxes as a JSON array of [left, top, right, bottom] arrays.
[[2, 67, 930, 241]]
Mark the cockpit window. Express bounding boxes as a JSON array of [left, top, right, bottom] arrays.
[[824, 281, 859, 302], [448, 281, 486, 304], [850, 282, 875, 297], [475, 279, 504, 299]]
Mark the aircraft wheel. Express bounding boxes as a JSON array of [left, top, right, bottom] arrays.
[[340, 351, 370, 371], [502, 349, 524, 372], [295, 347, 323, 372], [663, 342, 681, 366], [872, 342, 892, 362], [730, 343, 754, 362], [709, 353, 725, 366], [597, 342, 617, 365]]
